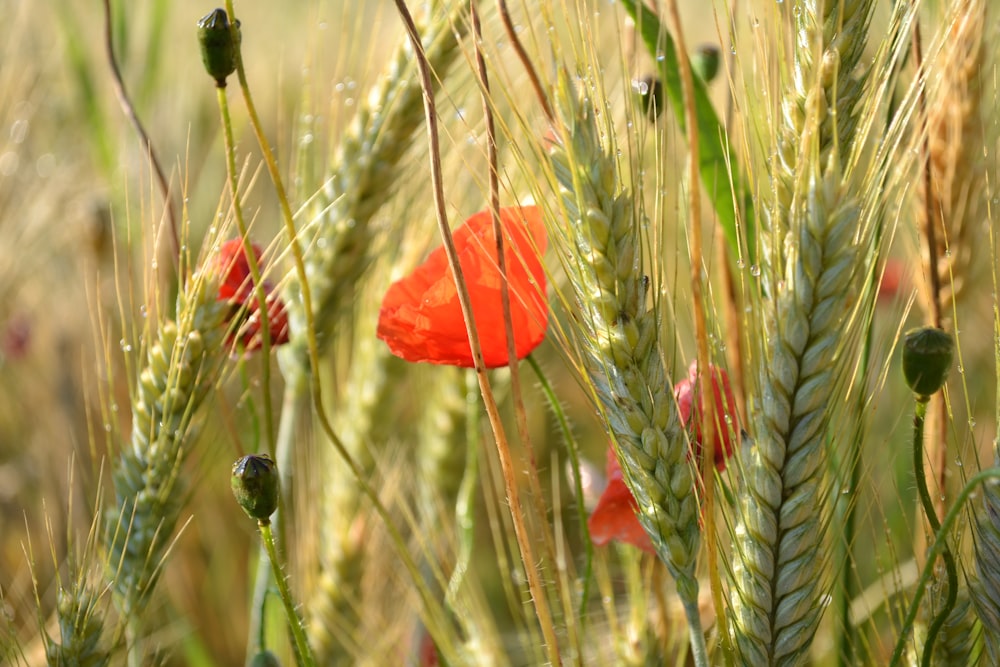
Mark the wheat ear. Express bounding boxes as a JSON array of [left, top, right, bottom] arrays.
[[282, 2, 466, 374], [916, 0, 986, 327], [547, 73, 702, 638], [972, 453, 1000, 661], [728, 0, 876, 664], [107, 266, 227, 619]]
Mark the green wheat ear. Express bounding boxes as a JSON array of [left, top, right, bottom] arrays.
[[106, 262, 227, 621], [727, 0, 880, 663], [545, 69, 700, 617], [281, 0, 467, 378]]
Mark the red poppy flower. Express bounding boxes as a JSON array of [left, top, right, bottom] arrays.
[[674, 361, 739, 471], [377, 206, 548, 368], [216, 239, 289, 352], [587, 447, 656, 554]]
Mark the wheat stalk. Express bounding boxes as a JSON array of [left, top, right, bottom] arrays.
[[728, 0, 877, 664]]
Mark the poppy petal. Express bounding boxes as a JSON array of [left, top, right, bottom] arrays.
[[587, 448, 655, 554], [377, 206, 548, 368]]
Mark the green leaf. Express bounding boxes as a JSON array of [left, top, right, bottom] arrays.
[[620, 0, 755, 263]]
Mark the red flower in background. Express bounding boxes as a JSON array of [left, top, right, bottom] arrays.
[[587, 362, 739, 552], [674, 361, 740, 471], [216, 239, 289, 352], [377, 206, 548, 368], [587, 447, 655, 554]]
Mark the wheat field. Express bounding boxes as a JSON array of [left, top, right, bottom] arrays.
[[0, 0, 998, 665]]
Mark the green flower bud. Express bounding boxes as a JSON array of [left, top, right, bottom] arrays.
[[902, 326, 954, 398], [632, 76, 663, 122], [691, 44, 721, 83], [231, 454, 279, 522], [197, 9, 240, 87], [248, 649, 282, 667]]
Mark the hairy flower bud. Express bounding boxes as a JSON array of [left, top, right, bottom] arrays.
[[902, 326, 954, 398], [197, 8, 240, 87], [231, 454, 279, 522]]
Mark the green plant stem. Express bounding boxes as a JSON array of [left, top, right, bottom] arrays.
[[526, 354, 594, 620], [911, 398, 958, 666], [445, 370, 479, 607], [887, 440, 994, 666], [213, 84, 276, 446], [681, 596, 710, 667], [258, 520, 315, 667]]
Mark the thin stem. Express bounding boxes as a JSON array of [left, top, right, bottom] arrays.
[[390, 0, 561, 663], [471, 0, 568, 647], [101, 0, 179, 271], [496, 0, 553, 123], [664, 0, 717, 662], [214, 84, 276, 456], [888, 468, 1000, 666], [445, 371, 481, 607], [258, 520, 316, 667], [911, 398, 958, 667]]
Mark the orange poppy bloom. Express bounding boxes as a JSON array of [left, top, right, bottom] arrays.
[[216, 239, 289, 352], [377, 206, 548, 368]]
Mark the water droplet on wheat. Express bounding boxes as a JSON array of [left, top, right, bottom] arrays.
[[750, 265, 761, 277]]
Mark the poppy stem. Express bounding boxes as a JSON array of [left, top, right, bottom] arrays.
[[911, 398, 958, 666], [888, 468, 1000, 666], [258, 520, 316, 667], [526, 353, 595, 621]]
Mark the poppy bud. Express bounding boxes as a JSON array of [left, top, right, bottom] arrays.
[[231, 454, 279, 522], [692, 45, 721, 83], [248, 650, 281, 667], [632, 76, 664, 122], [902, 326, 954, 398], [197, 9, 240, 87]]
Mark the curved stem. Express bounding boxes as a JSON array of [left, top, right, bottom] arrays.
[[911, 398, 958, 666], [258, 520, 315, 667], [887, 469, 1000, 666]]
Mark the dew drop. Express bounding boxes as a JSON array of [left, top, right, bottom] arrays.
[[750, 265, 761, 277]]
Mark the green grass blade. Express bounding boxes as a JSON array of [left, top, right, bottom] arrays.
[[619, 0, 754, 262]]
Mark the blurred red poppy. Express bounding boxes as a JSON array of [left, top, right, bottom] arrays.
[[216, 239, 289, 352], [377, 206, 548, 368], [587, 447, 655, 554], [674, 360, 739, 471]]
